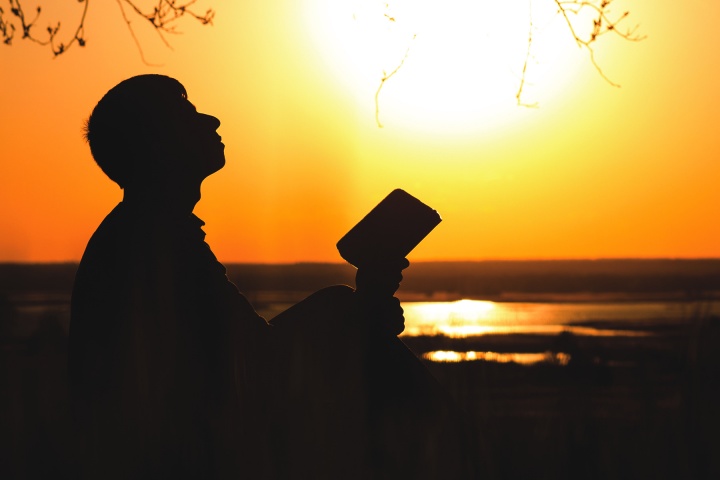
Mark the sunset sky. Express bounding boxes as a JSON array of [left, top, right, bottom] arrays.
[[1, 0, 719, 263]]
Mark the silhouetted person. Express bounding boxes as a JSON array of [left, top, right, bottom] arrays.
[[69, 74, 473, 479]]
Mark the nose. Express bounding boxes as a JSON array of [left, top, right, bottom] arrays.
[[200, 113, 221, 130]]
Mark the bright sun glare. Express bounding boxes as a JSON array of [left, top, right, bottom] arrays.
[[304, 0, 584, 134]]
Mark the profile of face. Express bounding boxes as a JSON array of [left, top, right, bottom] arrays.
[[154, 97, 226, 181]]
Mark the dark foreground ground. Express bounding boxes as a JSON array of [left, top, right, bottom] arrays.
[[2, 260, 720, 479]]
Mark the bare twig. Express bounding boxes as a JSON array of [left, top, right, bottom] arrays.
[[513, 0, 644, 107], [553, 0, 645, 86], [374, 34, 416, 128], [115, 0, 161, 66], [120, 0, 173, 51], [120, 0, 215, 52], [516, 3, 539, 108]]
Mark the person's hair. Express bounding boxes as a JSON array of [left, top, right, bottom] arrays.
[[83, 74, 188, 188]]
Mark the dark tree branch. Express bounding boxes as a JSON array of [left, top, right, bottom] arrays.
[[0, 0, 88, 55], [3, 0, 643, 124], [0, 0, 213, 59]]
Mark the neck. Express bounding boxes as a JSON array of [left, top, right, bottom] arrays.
[[122, 179, 202, 217]]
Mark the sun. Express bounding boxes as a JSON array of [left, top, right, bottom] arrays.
[[303, 0, 585, 135]]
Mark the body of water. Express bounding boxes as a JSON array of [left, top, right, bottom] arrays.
[[8, 295, 719, 364], [400, 299, 719, 338], [399, 299, 720, 364]]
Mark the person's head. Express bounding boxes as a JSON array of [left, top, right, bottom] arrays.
[[84, 74, 225, 189]]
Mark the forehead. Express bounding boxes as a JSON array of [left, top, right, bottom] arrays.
[[162, 95, 196, 112], [155, 97, 200, 128]]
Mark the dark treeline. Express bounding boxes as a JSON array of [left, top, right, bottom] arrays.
[[401, 259, 720, 297], [1, 259, 720, 298]]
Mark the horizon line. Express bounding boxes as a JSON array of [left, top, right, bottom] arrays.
[[3, 257, 720, 266]]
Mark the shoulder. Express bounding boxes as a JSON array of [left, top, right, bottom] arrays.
[[72, 203, 154, 313], [75, 205, 126, 275], [80, 203, 134, 257]]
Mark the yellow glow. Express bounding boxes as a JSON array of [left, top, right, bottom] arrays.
[[303, 0, 583, 134], [3, 1, 720, 262]]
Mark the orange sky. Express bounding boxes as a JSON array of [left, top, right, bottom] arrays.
[[1, 0, 719, 263]]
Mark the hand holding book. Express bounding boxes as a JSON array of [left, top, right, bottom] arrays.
[[354, 257, 409, 335], [337, 189, 441, 336]]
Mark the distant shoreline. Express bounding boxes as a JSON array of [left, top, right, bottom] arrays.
[[3, 259, 720, 301]]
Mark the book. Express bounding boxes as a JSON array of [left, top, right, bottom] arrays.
[[337, 189, 441, 268]]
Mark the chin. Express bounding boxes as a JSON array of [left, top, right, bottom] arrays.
[[206, 156, 226, 176]]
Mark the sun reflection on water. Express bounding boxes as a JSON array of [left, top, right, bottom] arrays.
[[401, 299, 497, 337], [424, 350, 571, 365], [401, 299, 655, 338]]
